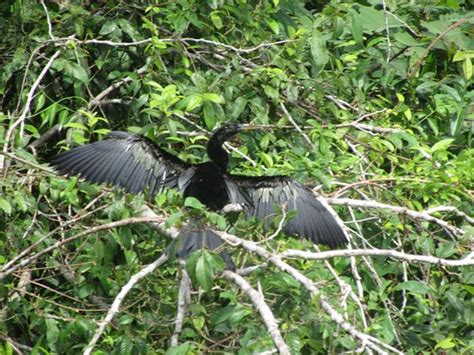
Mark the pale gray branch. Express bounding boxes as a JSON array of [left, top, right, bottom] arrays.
[[215, 231, 400, 354], [83, 253, 169, 355], [324, 197, 465, 237], [280, 102, 315, 149], [1, 50, 61, 169], [222, 271, 290, 355], [281, 249, 474, 267], [171, 268, 191, 347]]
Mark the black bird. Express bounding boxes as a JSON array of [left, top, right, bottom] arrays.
[[50, 123, 347, 265]]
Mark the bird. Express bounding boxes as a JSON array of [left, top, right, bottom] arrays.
[[50, 122, 347, 267]]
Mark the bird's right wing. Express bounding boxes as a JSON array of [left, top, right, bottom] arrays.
[[224, 174, 347, 248], [50, 131, 195, 195]]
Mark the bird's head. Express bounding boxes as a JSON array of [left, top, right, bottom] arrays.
[[208, 122, 267, 168], [212, 122, 266, 144]]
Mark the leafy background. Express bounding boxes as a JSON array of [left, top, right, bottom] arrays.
[[0, 0, 473, 353]]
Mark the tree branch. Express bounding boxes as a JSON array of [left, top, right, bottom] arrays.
[[83, 252, 169, 355], [222, 270, 290, 354], [214, 231, 401, 354], [171, 267, 191, 347], [1, 50, 61, 169], [324, 197, 465, 237], [281, 248, 474, 267]]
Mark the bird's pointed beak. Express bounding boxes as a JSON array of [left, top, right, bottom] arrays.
[[240, 124, 269, 132]]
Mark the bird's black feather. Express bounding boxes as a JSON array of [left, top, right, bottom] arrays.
[[224, 175, 347, 248], [50, 132, 192, 195], [50, 125, 347, 267]]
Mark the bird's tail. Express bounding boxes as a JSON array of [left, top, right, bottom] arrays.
[[174, 221, 234, 270]]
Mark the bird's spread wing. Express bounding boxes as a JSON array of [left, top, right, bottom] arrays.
[[51, 131, 194, 195], [224, 174, 347, 247]]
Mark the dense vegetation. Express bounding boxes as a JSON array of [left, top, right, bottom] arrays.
[[1, 0, 473, 353]]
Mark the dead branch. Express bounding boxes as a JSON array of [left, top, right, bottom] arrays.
[[1, 50, 61, 170], [222, 270, 290, 355], [0, 216, 166, 281], [215, 231, 400, 354], [171, 267, 191, 347], [324, 197, 465, 237], [83, 252, 169, 355], [281, 248, 474, 267]]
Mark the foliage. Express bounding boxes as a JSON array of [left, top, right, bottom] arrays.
[[0, 0, 473, 353]]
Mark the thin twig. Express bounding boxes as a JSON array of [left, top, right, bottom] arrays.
[[280, 102, 315, 149], [222, 271, 290, 355], [1, 50, 61, 170], [381, 0, 392, 62], [40, 0, 55, 40], [88, 65, 148, 109], [409, 17, 471, 77], [281, 248, 474, 267], [83, 253, 169, 355], [0, 216, 166, 280], [324, 197, 465, 237], [80, 37, 294, 54], [171, 267, 191, 347], [215, 231, 400, 353], [0, 332, 32, 354]]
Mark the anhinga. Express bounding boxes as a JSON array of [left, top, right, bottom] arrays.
[[51, 123, 347, 266]]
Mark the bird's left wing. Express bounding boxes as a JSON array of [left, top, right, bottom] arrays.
[[50, 131, 194, 196], [224, 174, 347, 248]]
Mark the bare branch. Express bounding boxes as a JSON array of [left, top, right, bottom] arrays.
[[79, 37, 294, 54], [40, 0, 55, 40], [83, 252, 169, 355], [324, 197, 465, 237], [215, 231, 400, 353], [171, 267, 191, 347], [339, 123, 402, 134], [0, 216, 166, 281], [409, 17, 471, 77], [88, 65, 148, 109], [222, 271, 290, 355], [0, 332, 33, 354], [381, 0, 392, 62], [1, 50, 61, 169], [280, 102, 315, 149], [281, 248, 474, 267], [425, 206, 474, 224]]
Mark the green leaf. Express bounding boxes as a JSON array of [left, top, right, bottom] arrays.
[[184, 197, 205, 210], [45, 319, 59, 351], [13, 192, 27, 212], [35, 93, 46, 112], [202, 93, 224, 104], [431, 138, 454, 152], [185, 94, 203, 111], [203, 101, 217, 129], [263, 85, 279, 101], [310, 30, 329, 73], [192, 316, 205, 330], [266, 18, 280, 34], [196, 251, 213, 292], [166, 342, 195, 355], [435, 336, 456, 350], [99, 21, 118, 35], [0, 197, 12, 215], [64, 122, 88, 130], [462, 58, 472, 79], [258, 152, 274, 168], [210, 12, 223, 29], [351, 12, 363, 44], [69, 62, 88, 83], [230, 97, 247, 119], [394, 281, 431, 295]]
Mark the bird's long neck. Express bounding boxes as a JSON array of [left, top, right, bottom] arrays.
[[207, 134, 229, 169]]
